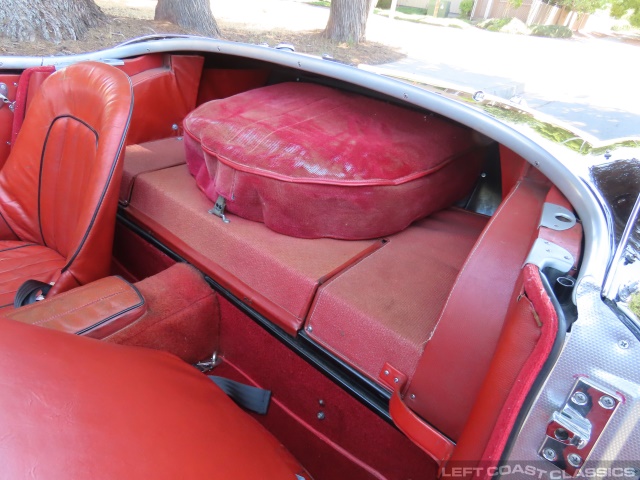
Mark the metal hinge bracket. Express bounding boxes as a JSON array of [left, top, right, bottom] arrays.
[[539, 378, 620, 476], [540, 202, 577, 231], [525, 238, 574, 272]]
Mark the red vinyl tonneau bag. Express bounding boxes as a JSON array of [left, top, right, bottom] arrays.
[[184, 82, 485, 240]]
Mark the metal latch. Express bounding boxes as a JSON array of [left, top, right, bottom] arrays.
[[208, 195, 230, 223], [539, 378, 620, 476], [0, 83, 15, 112]]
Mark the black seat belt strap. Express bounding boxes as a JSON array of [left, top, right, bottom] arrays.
[[14, 280, 52, 308], [208, 376, 271, 415]]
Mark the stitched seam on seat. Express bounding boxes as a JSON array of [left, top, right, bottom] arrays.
[[0, 210, 19, 240], [0, 267, 61, 295], [38, 115, 99, 248], [28, 288, 129, 327], [61, 75, 134, 273], [102, 291, 213, 341], [0, 243, 36, 254]]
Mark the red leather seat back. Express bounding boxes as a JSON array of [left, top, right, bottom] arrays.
[[0, 62, 133, 294]]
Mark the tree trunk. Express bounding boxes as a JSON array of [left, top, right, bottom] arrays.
[[322, 0, 376, 43], [0, 0, 105, 42], [155, 0, 220, 38]]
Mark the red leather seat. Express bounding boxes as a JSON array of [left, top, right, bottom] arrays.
[[0, 318, 309, 479], [0, 62, 133, 307]]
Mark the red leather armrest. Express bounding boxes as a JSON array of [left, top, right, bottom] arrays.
[[3, 276, 146, 338]]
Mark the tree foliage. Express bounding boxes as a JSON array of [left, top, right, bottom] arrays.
[[155, 0, 220, 37], [459, 0, 474, 17], [322, 0, 376, 43], [0, 0, 105, 42], [545, 0, 606, 14], [610, 0, 640, 27]]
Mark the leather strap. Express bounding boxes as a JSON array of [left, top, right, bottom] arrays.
[[14, 280, 52, 308]]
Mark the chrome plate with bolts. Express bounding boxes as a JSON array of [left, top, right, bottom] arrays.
[[539, 378, 620, 476]]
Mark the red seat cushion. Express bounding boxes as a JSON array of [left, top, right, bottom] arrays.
[[184, 82, 485, 240], [0, 318, 309, 479], [0, 241, 66, 308]]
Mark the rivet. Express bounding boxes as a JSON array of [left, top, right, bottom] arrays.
[[171, 124, 179, 131], [598, 395, 616, 410], [13, 82, 18, 87], [318, 399, 325, 406], [564, 255, 571, 260], [298, 61, 302, 67], [410, 394, 416, 400], [5, 141, 10, 145], [317, 411, 325, 420], [403, 93, 408, 99], [306, 326, 313, 333], [383, 370, 389, 376], [393, 377, 399, 383], [571, 391, 588, 406], [567, 453, 583, 468], [618, 340, 630, 349], [542, 448, 557, 461]]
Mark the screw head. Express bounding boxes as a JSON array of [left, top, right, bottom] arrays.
[[571, 391, 588, 406], [567, 453, 583, 468], [598, 395, 616, 410], [383, 370, 389, 376], [393, 377, 399, 383], [618, 340, 630, 349], [542, 448, 557, 461], [316, 411, 325, 420]]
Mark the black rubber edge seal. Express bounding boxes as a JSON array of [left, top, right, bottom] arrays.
[[116, 212, 394, 423]]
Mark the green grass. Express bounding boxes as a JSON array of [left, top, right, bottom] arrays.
[[530, 24, 573, 38], [477, 17, 513, 31], [630, 292, 640, 318], [396, 6, 428, 15], [307, 0, 330, 7]]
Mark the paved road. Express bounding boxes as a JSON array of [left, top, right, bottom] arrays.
[[363, 15, 640, 141], [211, 0, 639, 141]]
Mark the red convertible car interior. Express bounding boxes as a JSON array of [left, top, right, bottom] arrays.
[[0, 53, 585, 479]]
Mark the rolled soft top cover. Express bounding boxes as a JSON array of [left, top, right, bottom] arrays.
[[184, 82, 485, 240]]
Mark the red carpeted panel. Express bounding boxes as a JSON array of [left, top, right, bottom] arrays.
[[184, 82, 486, 239], [105, 263, 219, 364], [120, 137, 187, 205], [112, 222, 177, 282], [306, 208, 488, 388], [216, 296, 438, 480], [126, 164, 379, 333]]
